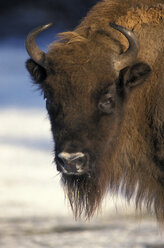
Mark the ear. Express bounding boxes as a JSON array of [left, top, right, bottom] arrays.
[[119, 62, 151, 90], [26, 59, 47, 83]]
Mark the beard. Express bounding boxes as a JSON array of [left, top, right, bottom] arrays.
[[61, 163, 111, 219], [60, 140, 122, 219]]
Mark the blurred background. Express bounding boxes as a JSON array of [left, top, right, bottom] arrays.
[[0, 1, 164, 247], [0, 0, 98, 38]]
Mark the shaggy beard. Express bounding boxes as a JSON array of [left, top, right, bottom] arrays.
[[61, 146, 164, 222], [61, 167, 110, 219]]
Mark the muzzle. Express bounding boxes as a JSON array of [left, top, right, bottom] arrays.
[[56, 152, 89, 176]]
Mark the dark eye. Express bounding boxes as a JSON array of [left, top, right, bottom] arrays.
[[43, 90, 53, 111], [46, 98, 52, 111], [98, 94, 115, 114]]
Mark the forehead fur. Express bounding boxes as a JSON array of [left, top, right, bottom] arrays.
[[46, 31, 118, 94], [48, 32, 91, 66]]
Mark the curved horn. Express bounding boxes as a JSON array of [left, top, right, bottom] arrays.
[[110, 23, 140, 71], [25, 23, 53, 68]]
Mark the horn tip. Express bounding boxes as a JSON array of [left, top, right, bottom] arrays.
[[109, 22, 118, 29], [42, 23, 53, 30], [109, 22, 126, 32]]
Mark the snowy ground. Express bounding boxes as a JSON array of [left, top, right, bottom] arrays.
[[0, 38, 164, 247]]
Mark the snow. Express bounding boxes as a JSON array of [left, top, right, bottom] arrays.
[[0, 39, 164, 247]]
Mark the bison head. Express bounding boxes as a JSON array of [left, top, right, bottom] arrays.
[[26, 23, 151, 218]]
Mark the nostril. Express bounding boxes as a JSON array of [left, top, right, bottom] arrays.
[[57, 153, 69, 166], [57, 156, 66, 167], [74, 156, 87, 167]]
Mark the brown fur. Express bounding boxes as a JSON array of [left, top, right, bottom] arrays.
[[26, 0, 164, 220]]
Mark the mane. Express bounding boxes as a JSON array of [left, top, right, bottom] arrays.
[[49, 1, 164, 55], [117, 4, 164, 30]]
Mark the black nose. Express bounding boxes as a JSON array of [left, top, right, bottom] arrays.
[[57, 152, 89, 175]]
